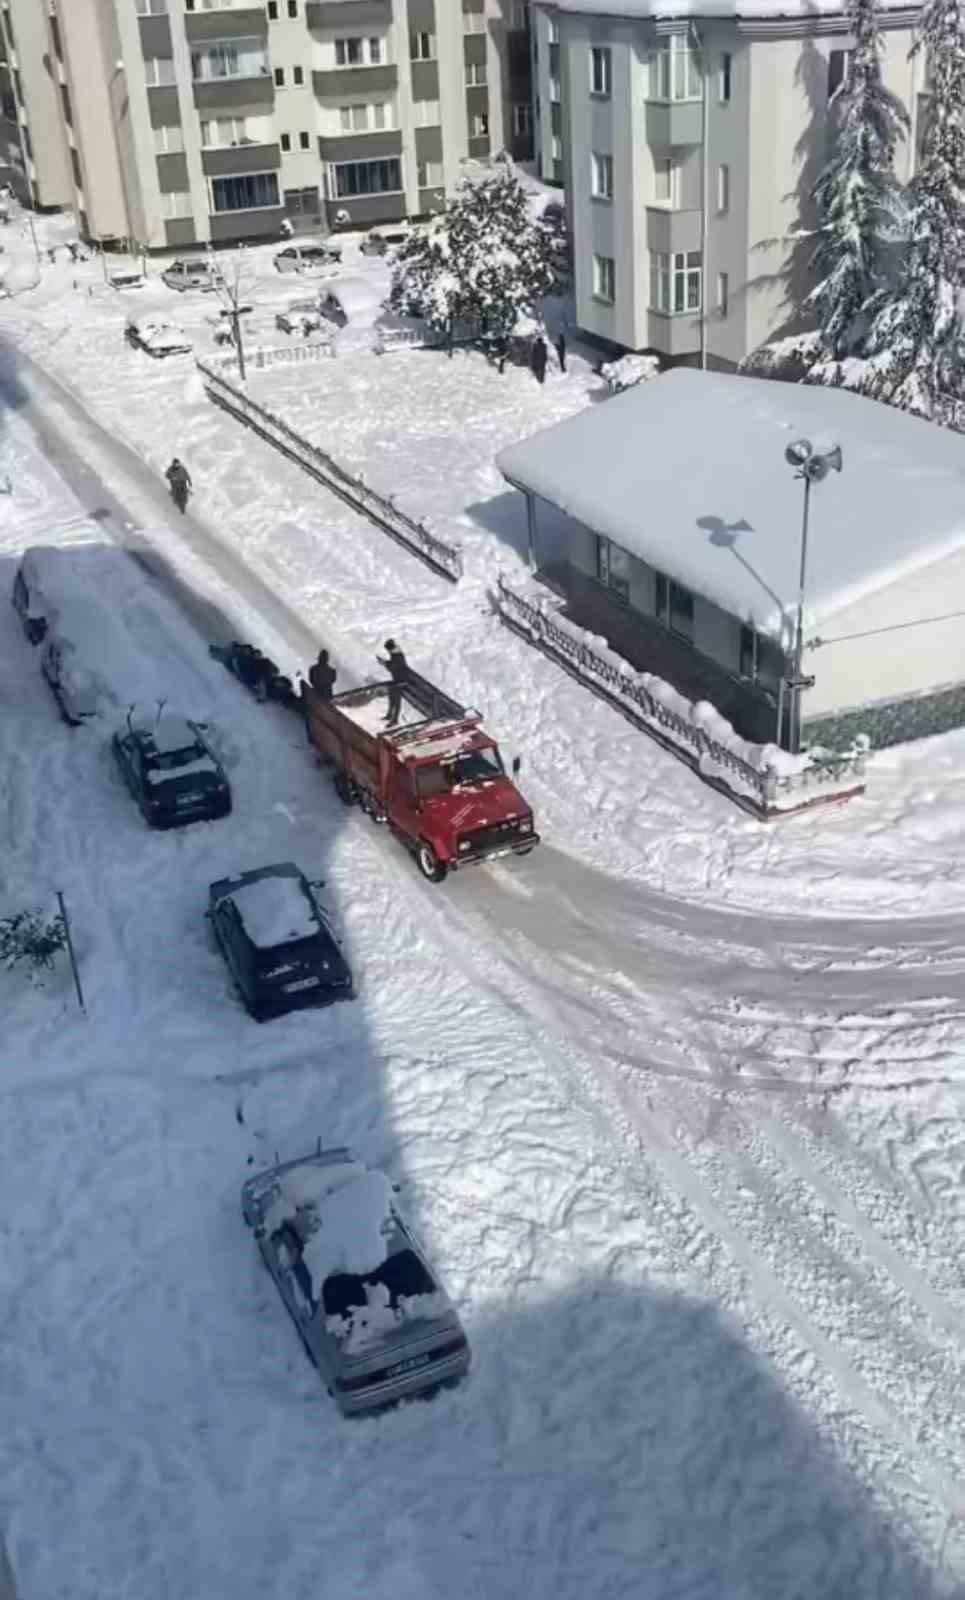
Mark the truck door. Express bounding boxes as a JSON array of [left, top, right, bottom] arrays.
[[386, 758, 422, 845]]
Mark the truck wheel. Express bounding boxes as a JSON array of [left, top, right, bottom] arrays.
[[416, 842, 447, 883], [333, 771, 355, 805]]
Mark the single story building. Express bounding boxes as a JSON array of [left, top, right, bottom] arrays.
[[497, 369, 965, 753]]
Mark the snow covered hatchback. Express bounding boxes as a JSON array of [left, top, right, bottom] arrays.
[[241, 1147, 470, 1415], [112, 712, 231, 828], [207, 861, 353, 1021]]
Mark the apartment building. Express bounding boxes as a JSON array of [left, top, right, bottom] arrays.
[[5, 0, 535, 250], [0, 0, 71, 206], [534, 0, 923, 367]]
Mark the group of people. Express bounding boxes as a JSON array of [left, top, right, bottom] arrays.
[[307, 638, 408, 726]]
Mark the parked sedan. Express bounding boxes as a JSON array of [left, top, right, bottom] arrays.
[[112, 713, 231, 828], [208, 860, 353, 1021], [274, 298, 328, 338], [241, 1146, 471, 1414], [161, 257, 223, 292], [273, 240, 341, 275], [125, 318, 192, 358], [358, 228, 409, 257]]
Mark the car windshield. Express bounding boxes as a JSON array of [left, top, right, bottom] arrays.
[[322, 1248, 436, 1319], [153, 739, 206, 771]]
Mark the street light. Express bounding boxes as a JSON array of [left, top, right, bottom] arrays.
[[783, 436, 843, 752]]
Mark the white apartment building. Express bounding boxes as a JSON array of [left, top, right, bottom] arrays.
[[6, 0, 534, 250], [533, 0, 924, 367], [0, 0, 72, 207]]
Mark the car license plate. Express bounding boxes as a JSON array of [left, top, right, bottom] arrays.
[[177, 791, 205, 806], [384, 1353, 432, 1380], [284, 976, 320, 992]]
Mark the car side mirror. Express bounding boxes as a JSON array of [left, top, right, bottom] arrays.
[[512, 756, 521, 776]]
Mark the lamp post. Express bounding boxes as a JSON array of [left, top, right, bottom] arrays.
[[783, 436, 843, 752]]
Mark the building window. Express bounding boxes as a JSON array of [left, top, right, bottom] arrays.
[[333, 157, 402, 197], [200, 116, 249, 146], [191, 38, 268, 82], [186, 0, 247, 8], [464, 8, 487, 33], [512, 102, 532, 135], [280, 132, 291, 151], [590, 45, 611, 97], [410, 31, 435, 61], [590, 151, 613, 200], [650, 250, 701, 313], [716, 270, 728, 317], [549, 74, 561, 102], [288, 0, 297, 14], [548, 16, 559, 44], [274, 66, 285, 86], [299, 130, 309, 149], [466, 61, 487, 86], [414, 99, 441, 126], [334, 35, 384, 66], [592, 253, 615, 303], [69, 146, 82, 190], [60, 83, 72, 125], [417, 159, 443, 187], [136, 0, 168, 14], [828, 48, 852, 99], [144, 57, 176, 88], [471, 111, 490, 138], [293, 64, 303, 85], [211, 171, 280, 211], [653, 156, 677, 206], [650, 37, 701, 102], [162, 190, 192, 220], [369, 36, 382, 63], [153, 124, 185, 154], [339, 102, 392, 132], [716, 162, 729, 213], [596, 537, 631, 603], [268, 0, 277, 16], [510, 0, 528, 27], [551, 133, 562, 160], [718, 52, 732, 101], [655, 572, 694, 639]]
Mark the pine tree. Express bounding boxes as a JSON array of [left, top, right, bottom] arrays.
[[390, 168, 555, 359], [855, 0, 965, 418], [808, 0, 909, 358]]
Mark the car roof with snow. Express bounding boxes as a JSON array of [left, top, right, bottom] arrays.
[[211, 862, 319, 947]]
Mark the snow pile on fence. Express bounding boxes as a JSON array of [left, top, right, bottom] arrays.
[[495, 576, 867, 817]]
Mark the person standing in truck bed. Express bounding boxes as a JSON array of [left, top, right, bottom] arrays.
[[378, 639, 408, 727]]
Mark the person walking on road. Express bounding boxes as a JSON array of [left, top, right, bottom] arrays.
[[309, 648, 337, 699], [378, 638, 408, 727], [165, 457, 192, 513], [531, 335, 548, 386], [555, 327, 567, 374]]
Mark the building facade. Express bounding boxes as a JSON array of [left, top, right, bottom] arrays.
[[533, 0, 923, 367], [0, 0, 72, 207], [5, 0, 534, 249]]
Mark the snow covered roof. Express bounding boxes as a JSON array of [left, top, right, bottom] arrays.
[[323, 277, 385, 320], [232, 870, 316, 949], [146, 714, 197, 754], [546, 0, 916, 18], [497, 370, 965, 637]]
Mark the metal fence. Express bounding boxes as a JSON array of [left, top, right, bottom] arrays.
[[207, 342, 335, 373], [197, 358, 463, 582], [495, 575, 866, 819]]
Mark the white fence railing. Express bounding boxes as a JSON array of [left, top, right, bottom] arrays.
[[197, 358, 463, 582], [495, 576, 867, 819], [207, 342, 335, 373]]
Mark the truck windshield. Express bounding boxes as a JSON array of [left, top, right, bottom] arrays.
[[415, 748, 502, 797]]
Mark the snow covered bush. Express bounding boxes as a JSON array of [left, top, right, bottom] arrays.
[[0, 907, 67, 978], [389, 168, 556, 356]]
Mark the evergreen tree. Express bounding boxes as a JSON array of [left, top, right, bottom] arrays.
[[390, 168, 555, 358], [856, 0, 965, 418], [808, 0, 909, 358]]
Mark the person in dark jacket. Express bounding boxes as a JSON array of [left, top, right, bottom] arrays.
[[165, 457, 192, 512], [531, 336, 548, 385], [377, 638, 408, 727], [309, 648, 337, 699], [555, 327, 567, 373]]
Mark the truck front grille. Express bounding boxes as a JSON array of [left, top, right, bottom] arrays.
[[458, 818, 523, 856]]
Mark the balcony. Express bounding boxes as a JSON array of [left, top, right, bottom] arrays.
[[210, 205, 285, 243], [202, 141, 280, 177], [307, 0, 391, 24], [645, 205, 701, 254], [645, 100, 702, 147], [312, 63, 397, 97], [185, 8, 267, 43], [193, 69, 274, 112], [317, 128, 401, 163]]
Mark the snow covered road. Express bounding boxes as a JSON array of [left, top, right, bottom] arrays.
[[0, 290, 963, 1599]]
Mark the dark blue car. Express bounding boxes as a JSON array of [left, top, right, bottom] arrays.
[[208, 861, 354, 1022], [112, 713, 231, 828]]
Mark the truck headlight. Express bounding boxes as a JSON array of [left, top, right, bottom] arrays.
[[519, 818, 533, 834]]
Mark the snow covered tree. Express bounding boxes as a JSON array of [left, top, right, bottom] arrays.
[[807, 0, 909, 358], [389, 168, 556, 358], [850, 0, 965, 417]]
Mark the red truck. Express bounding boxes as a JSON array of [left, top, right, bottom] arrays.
[[303, 671, 539, 882]]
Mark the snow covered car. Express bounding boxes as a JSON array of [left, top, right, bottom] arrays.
[[274, 298, 329, 338], [112, 712, 231, 828], [12, 547, 56, 644], [161, 257, 223, 293], [40, 630, 102, 725], [317, 278, 386, 330], [358, 228, 409, 257], [273, 240, 341, 275], [241, 1146, 471, 1414], [125, 318, 192, 358], [207, 861, 353, 1021]]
